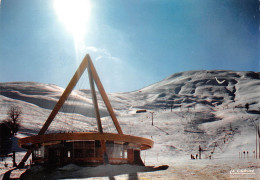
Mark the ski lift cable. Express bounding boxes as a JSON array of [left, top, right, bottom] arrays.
[[55, 73, 88, 132]]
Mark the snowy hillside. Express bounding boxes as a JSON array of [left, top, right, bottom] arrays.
[[108, 70, 260, 160], [1, 70, 260, 179], [0, 82, 110, 133]]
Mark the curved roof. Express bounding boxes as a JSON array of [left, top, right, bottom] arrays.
[[19, 132, 154, 150]]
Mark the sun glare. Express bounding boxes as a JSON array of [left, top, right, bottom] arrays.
[[54, 0, 92, 42]]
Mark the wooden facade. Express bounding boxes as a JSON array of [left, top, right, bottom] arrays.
[[19, 132, 153, 166]]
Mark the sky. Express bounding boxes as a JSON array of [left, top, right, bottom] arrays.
[[0, 0, 259, 92]]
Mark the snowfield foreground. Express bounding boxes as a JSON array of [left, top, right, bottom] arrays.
[[0, 70, 260, 179]]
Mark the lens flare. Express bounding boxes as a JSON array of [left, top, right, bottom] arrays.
[[54, 0, 92, 43]]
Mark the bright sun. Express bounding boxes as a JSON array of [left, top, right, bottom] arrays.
[[54, 0, 92, 42]]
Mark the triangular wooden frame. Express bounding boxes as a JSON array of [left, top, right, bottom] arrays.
[[18, 54, 123, 167]]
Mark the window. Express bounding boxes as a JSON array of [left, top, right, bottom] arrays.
[[68, 151, 71, 157]]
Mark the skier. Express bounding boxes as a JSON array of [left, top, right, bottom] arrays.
[[199, 145, 202, 159]]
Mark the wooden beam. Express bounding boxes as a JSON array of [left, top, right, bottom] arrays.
[[39, 55, 89, 135], [87, 58, 108, 163], [87, 59, 103, 133], [18, 54, 89, 167], [86, 55, 123, 135]]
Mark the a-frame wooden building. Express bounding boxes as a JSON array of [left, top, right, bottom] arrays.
[[18, 54, 153, 167]]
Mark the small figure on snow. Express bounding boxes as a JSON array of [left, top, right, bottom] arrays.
[[199, 145, 202, 159], [191, 154, 194, 160], [245, 103, 249, 112]]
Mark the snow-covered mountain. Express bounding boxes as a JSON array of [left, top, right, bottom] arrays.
[[108, 70, 260, 160], [0, 70, 260, 165], [113, 70, 260, 110]]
